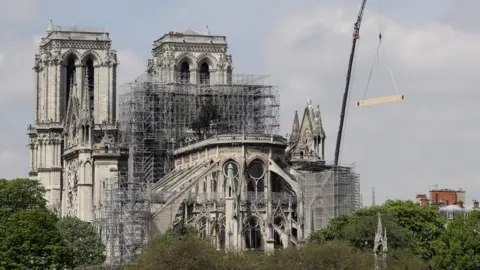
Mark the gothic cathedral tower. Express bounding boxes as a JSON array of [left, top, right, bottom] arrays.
[[27, 24, 120, 222]]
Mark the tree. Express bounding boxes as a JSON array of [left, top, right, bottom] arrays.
[[382, 200, 445, 260], [0, 178, 47, 219], [431, 210, 480, 269], [0, 178, 72, 268], [131, 229, 223, 270], [0, 209, 70, 268], [311, 210, 412, 251], [310, 200, 445, 261], [57, 216, 106, 268], [132, 229, 425, 269]]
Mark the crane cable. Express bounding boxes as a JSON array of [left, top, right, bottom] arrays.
[[361, 2, 399, 100]]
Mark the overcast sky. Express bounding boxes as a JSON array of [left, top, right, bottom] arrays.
[[0, 0, 478, 206]]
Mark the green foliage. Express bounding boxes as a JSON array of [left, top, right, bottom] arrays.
[[431, 210, 480, 269], [310, 200, 445, 263], [382, 200, 445, 260], [0, 178, 47, 218], [130, 229, 425, 269], [0, 208, 70, 268], [0, 178, 104, 269], [57, 216, 106, 268], [132, 229, 222, 270]]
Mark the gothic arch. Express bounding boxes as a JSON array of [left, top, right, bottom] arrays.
[[61, 49, 81, 65], [176, 53, 197, 69], [247, 159, 266, 195], [197, 53, 217, 69], [246, 156, 267, 166], [243, 215, 264, 249], [83, 160, 93, 185], [242, 214, 263, 226], [80, 50, 102, 66], [215, 216, 226, 249], [221, 157, 241, 169]]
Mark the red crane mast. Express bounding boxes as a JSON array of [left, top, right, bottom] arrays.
[[334, 0, 368, 166]]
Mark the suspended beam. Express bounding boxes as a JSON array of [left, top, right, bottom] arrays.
[[356, 94, 404, 107]]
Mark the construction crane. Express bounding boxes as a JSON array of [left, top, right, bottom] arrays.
[[333, 0, 367, 167]]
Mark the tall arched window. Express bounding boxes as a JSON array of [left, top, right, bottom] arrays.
[[180, 62, 190, 83], [199, 62, 210, 84], [65, 56, 76, 116], [85, 58, 95, 119], [244, 216, 262, 249], [247, 161, 265, 201]]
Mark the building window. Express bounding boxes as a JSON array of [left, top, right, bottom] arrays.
[[199, 62, 210, 84], [179, 62, 190, 83], [447, 212, 453, 220]]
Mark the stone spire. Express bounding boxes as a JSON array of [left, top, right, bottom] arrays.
[[288, 110, 300, 147], [374, 212, 387, 270]]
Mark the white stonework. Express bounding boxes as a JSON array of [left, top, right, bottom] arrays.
[[147, 29, 233, 84], [150, 134, 306, 251], [286, 98, 326, 162], [27, 24, 121, 222]]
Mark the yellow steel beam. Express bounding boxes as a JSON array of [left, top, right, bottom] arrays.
[[356, 94, 404, 107]]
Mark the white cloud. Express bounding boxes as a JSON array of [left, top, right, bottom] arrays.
[[265, 2, 480, 205]]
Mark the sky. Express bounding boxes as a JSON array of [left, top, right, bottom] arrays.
[[0, 0, 479, 206]]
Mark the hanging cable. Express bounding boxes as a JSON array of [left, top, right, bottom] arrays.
[[361, 1, 400, 101]]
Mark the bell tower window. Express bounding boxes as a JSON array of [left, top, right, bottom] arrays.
[[180, 62, 190, 83], [85, 58, 95, 119], [65, 56, 76, 117], [199, 63, 210, 85]]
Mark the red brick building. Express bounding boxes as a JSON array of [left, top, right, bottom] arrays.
[[415, 188, 465, 207]]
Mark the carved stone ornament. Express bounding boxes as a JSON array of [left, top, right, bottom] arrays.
[[217, 54, 226, 70], [66, 160, 80, 216]]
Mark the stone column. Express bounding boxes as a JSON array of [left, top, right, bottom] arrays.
[[54, 62, 60, 122], [44, 64, 49, 120], [35, 144, 39, 170], [38, 141, 43, 167], [33, 144, 37, 171], [264, 170, 275, 252], [190, 68, 197, 84]]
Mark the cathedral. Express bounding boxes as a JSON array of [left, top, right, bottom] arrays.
[[27, 24, 122, 221], [27, 24, 360, 262]]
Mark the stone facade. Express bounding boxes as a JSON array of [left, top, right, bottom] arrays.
[[287, 98, 326, 162], [27, 24, 121, 221], [150, 134, 306, 251], [147, 29, 233, 84], [27, 26, 360, 257]]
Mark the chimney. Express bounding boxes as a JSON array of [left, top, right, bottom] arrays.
[[457, 200, 464, 208], [474, 200, 479, 209]]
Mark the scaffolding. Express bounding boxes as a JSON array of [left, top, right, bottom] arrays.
[[99, 70, 280, 264], [101, 172, 150, 265], [118, 71, 280, 183], [300, 163, 360, 234]]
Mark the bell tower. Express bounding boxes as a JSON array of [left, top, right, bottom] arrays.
[[27, 23, 120, 221], [147, 29, 233, 84]]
